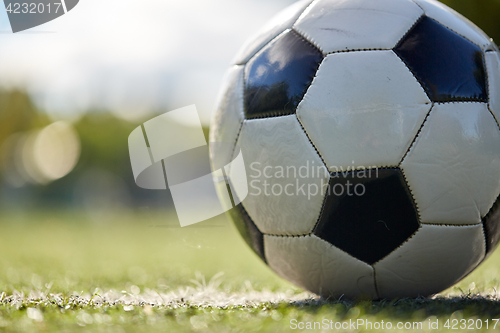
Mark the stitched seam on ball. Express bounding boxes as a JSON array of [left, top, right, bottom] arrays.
[[481, 220, 489, 260], [371, 225, 422, 265], [292, 0, 317, 27], [238, 29, 292, 67], [291, 29, 325, 105], [392, 17, 489, 103], [291, 28, 323, 53], [235, 28, 289, 66], [265, 234, 346, 263], [394, 57, 435, 103], [238, 202, 265, 235], [311, 185, 330, 234], [393, 53, 432, 102], [395, 14, 424, 51], [263, 232, 312, 238], [312, 166, 401, 236], [426, 16, 483, 50], [393, 49, 431, 100], [408, 0, 425, 12], [245, 111, 298, 119], [486, 49, 500, 126], [228, 67, 246, 170], [292, 33, 324, 116], [229, 120, 244, 174], [487, 105, 500, 131], [294, 113, 331, 237], [448, 219, 489, 282], [292, 27, 325, 55], [483, 52, 491, 104], [295, 114, 328, 170], [329, 165, 399, 173], [238, 201, 268, 263], [260, 227, 268, 264], [235, 0, 319, 66], [234, 65, 246, 146], [244, 29, 323, 120], [420, 222, 483, 227], [435, 100, 489, 104], [355, 167, 421, 226], [399, 103, 434, 166], [482, 192, 500, 255], [313, 235, 375, 270], [329, 166, 401, 176], [325, 48, 391, 56], [242, 30, 289, 118], [484, 192, 500, 220], [399, 168, 422, 223]]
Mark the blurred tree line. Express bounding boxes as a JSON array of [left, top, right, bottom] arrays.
[[0, 89, 173, 210], [0, 0, 498, 209]]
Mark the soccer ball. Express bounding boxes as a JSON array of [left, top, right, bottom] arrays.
[[210, 0, 500, 299]]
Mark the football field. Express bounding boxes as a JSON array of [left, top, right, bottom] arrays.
[[0, 210, 499, 332]]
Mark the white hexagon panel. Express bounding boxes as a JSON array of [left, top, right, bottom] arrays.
[[401, 103, 500, 225], [293, 0, 423, 53], [237, 115, 329, 236], [297, 50, 431, 171], [265, 235, 377, 299], [374, 224, 486, 299]]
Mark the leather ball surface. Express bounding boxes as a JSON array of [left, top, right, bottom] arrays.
[[209, 0, 500, 299]]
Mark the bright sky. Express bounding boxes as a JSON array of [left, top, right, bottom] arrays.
[[0, 0, 295, 124]]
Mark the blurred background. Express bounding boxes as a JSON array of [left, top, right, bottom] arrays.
[[0, 0, 498, 217], [0, 3, 499, 318]]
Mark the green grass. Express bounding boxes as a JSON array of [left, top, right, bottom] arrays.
[[0, 209, 500, 332]]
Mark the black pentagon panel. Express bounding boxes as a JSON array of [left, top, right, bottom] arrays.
[[314, 169, 420, 265], [483, 194, 500, 259], [228, 203, 267, 263], [394, 16, 487, 103], [244, 29, 323, 119]]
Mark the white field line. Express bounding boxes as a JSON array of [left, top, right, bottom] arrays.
[[0, 288, 318, 308], [1, 288, 499, 308]]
